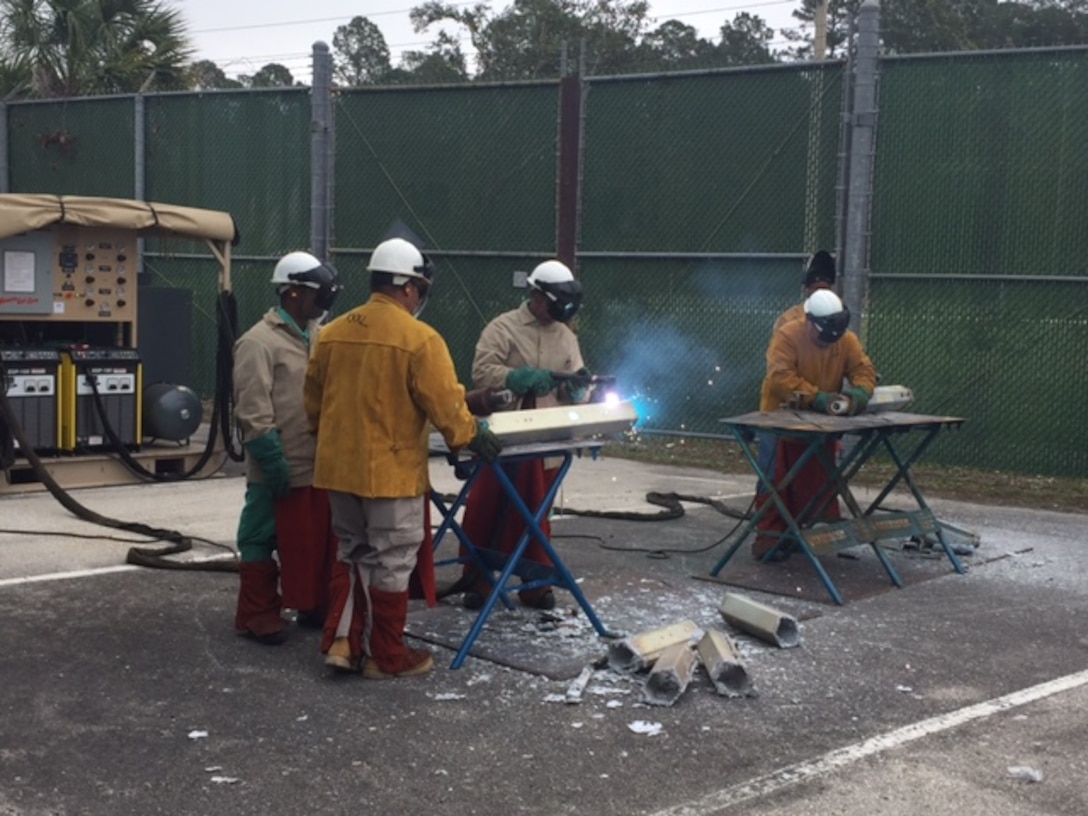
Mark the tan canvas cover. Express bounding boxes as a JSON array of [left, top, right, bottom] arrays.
[[0, 194, 238, 244]]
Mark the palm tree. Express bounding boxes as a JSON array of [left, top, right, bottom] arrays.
[[0, 0, 192, 98]]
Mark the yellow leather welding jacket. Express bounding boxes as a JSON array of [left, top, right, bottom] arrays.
[[760, 317, 877, 412], [305, 292, 477, 498]]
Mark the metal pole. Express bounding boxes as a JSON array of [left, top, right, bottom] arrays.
[[134, 93, 146, 284], [841, 0, 879, 335], [0, 101, 8, 193], [311, 41, 333, 262]]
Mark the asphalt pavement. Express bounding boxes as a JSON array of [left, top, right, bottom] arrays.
[[1, 453, 1086, 816]]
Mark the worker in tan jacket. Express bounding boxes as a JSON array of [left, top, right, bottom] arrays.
[[233, 251, 340, 645], [754, 289, 877, 561], [457, 260, 588, 611], [305, 237, 502, 679]]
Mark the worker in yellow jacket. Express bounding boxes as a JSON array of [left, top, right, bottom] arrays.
[[305, 237, 502, 679], [755, 289, 877, 560]]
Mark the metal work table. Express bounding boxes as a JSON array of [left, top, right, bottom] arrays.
[[710, 410, 968, 605], [429, 436, 617, 669]]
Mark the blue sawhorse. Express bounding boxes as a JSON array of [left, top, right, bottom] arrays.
[[431, 443, 617, 669], [710, 411, 968, 605]]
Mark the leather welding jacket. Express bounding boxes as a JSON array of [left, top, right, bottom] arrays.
[[771, 302, 805, 334], [304, 292, 477, 499], [472, 302, 585, 410], [760, 318, 877, 411], [233, 308, 319, 488]]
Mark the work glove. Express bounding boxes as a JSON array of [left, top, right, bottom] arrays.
[[844, 386, 871, 416], [810, 392, 837, 414], [505, 366, 555, 397], [467, 419, 503, 462], [563, 367, 590, 403], [244, 430, 291, 498]]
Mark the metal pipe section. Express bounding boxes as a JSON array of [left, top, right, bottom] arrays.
[[310, 41, 333, 262], [841, 0, 880, 335]]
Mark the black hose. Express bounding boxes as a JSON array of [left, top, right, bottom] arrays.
[[0, 289, 247, 572]]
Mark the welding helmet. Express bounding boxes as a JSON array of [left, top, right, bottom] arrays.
[[527, 260, 582, 323], [271, 251, 341, 311], [803, 250, 836, 290], [367, 238, 435, 317], [804, 289, 850, 343]]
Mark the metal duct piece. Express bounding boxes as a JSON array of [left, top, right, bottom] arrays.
[[718, 592, 800, 649]]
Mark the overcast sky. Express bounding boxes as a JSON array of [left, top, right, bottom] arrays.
[[180, 0, 807, 82]]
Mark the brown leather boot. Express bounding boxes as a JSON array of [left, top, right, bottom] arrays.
[[362, 588, 433, 680], [235, 560, 288, 645]]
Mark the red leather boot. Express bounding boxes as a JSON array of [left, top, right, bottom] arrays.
[[235, 560, 288, 645], [363, 588, 433, 680]]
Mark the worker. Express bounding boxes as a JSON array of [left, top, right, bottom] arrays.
[[754, 289, 877, 560], [772, 250, 836, 333], [457, 259, 588, 611], [233, 251, 341, 645], [305, 237, 502, 679]]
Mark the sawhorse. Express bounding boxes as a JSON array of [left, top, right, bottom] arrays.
[[710, 411, 968, 605], [431, 441, 617, 669]]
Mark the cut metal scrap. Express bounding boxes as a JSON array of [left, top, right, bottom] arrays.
[[607, 620, 700, 673], [643, 643, 698, 707], [697, 627, 753, 697], [719, 592, 800, 648]]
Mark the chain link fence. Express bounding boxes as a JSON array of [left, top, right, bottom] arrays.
[[3, 44, 1087, 476], [869, 48, 1088, 475]]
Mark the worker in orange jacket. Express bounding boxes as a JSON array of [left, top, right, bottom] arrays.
[[754, 289, 876, 560]]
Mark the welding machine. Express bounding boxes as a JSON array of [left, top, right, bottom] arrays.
[[1, 348, 62, 451], [60, 347, 142, 451]]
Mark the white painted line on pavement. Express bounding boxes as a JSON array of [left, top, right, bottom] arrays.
[[650, 667, 1088, 816], [0, 565, 139, 586]]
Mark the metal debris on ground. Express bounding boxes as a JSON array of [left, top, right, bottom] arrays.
[[697, 627, 753, 698], [718, 592, 800, 648], [643, 642, 698, 707], [607, 619, 700, 672], [565, 666, 594, 703]]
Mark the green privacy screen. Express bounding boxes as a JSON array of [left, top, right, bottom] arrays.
[[870, 50, 1088, 475]]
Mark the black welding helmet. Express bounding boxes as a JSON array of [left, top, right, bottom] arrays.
[[271, 251, 341, 312], [527, 260, 583, 323], [804, 289, 851, 343]]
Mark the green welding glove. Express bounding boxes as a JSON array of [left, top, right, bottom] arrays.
[[505, 366, 555, 396], [566, 384, 588, 404], [810, 392, 837, 414], [244, 430, 291, 498], [467, 419, 503, 462], [844, 386, 871, 416]]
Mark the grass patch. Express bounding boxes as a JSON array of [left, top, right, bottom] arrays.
[[607, 433, 1088, 515]]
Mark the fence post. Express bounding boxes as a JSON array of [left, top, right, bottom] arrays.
[[841, 0, 879, 334], [0, 100, 8, 193], [555, 40, 586, 271], [134, 92, 146, 281], [311, 41, 334, 262]]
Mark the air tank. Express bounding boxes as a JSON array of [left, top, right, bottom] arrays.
[[142, 383, 202, 442]]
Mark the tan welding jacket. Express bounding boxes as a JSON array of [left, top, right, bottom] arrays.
[[304, 293, 477, 498], [760, 318, 877, 412]]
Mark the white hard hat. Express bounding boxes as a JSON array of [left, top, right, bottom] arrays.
[[271, 251, 324, 287], [527, 260, 574, 287], [804, 289, 850, 343], [804, 289, 843, 318], [270, 251, 340, 310], [366, 238, 432, 285], [526, 260, 582, 323]]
